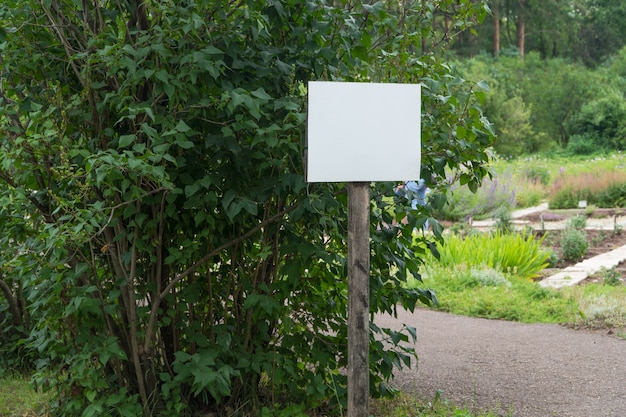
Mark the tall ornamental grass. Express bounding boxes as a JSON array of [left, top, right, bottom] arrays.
[[549, 169, 626, 209], [436, 232, 550, 279], [490, 152, 626, 209]]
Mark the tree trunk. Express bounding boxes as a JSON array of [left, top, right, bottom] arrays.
[[493, 9, 500, 56], [517, 0, 525, 60]]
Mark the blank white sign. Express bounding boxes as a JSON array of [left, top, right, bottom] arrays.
[[306, 81, 420, 183]]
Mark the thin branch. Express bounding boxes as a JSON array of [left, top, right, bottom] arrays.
[[39, 1, 87, 89], [162, 204, 299, 299], [0, 275, 24, 328], [126, 216, 149, 406]]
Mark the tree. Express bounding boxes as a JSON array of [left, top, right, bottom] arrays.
[[573, 0, 626, 66], [516, 0, 525, 59], [492, 0, 502, 56], [0, 0, 493, 415]]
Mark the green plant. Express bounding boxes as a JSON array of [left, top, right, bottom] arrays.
[[590, 230, 607, 247], [546, 249, 560, 268], [0, 0, 494, 414], [568, 215, 587, 230], [467, 266, 511, 287], [493, 205, 513, 234], [568, 93, 626, 152], [595, 182, 626, 208], [577, 294, 626, 328], [560, 228, 589, 262], [599, 267, 622, 286], [523, 166, 550, 186], [567, 134, 598, 155], [0, 374, 51, 416], [449, 222, 474, 237], [406, 263, 578, 324], [371, 391, 509, 417], [584, 204, 598, 216], [435, 231, 550, 280]]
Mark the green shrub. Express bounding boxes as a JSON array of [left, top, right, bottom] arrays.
[[567, 215, 587, 230], [595, 182, 626, 207], [599, 267, 622, 286], [549, 186, 592, 209], [567, 134, 597, 155], [560, 228, 588, 261], [493, 205, 513, 234], [568, 93, 626, 152], [523, 166, 550, 186], [546, 249, 560, 268]]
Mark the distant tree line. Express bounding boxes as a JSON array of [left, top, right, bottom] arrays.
[[448, 1, 626, 157], [453, 0, 626, 66]]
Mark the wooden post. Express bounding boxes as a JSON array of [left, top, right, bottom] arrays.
[[347, 182, 370, 417]]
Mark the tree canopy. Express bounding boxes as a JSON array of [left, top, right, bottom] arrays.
[[454, 0, 626, 66], [0, 0, 493, 415]]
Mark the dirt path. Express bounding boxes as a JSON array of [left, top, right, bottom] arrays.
[[376, 308, 626, 417]]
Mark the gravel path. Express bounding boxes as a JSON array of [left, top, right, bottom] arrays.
[[375, 308, 626, 417]]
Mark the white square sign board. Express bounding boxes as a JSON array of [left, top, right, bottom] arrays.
[[306, 81, 420, 183]]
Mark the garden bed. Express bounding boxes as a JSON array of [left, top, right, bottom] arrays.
[[521, 209, 626, 284]]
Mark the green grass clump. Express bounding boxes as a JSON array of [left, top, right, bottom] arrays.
[[436, 232, 550, 280], [0, 374, 50, 417]]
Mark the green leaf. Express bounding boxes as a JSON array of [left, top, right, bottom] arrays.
[[119, 134, 135, 148], [251, 88, 272, 100], [175, 120, 191, 133], [476, 79, 490, 91]]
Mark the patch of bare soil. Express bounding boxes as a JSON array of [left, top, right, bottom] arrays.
[[521, 207, 626, 223], [518, 209, 626, 282]]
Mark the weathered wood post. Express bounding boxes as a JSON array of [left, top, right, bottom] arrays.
[[347, 181, 370, 417], [307, 81, 420, 417]]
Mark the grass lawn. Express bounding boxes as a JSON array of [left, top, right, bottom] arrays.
[[0, 374, 50, 417]]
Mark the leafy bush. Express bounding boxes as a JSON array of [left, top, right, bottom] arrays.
[[549, 186, 591, 209], [560, 228, 589, 261], [436, 231, 550, 279], [485, 94, 536, 157], [523, 166, 551, 186], [568, 215, 587, 230], [493, 205, 513, 234], [599, 267, 622, 286], [568, 93, 626, 152], [567, 134, 597, 155], [547, 249, 560, 268], [595, 182, 626, 207], [0, 0, 494, 415]]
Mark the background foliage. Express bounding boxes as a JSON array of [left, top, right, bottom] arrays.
[[0, 0, 493, 415]]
